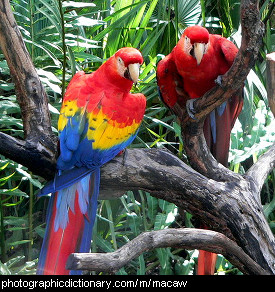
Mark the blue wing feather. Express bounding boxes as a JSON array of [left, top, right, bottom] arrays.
[[210, 101, 227, 144], [38, 79, 144, 275]]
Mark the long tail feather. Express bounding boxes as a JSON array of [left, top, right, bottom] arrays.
[[37, 168, 100, 275], [197, 250, 217, 275]]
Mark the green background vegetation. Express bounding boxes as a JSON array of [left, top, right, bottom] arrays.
[[0, 0, 274, 275]]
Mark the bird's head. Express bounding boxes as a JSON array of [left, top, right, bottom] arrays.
[[115, 47, 143, 85], [182, 26, 209, 65]]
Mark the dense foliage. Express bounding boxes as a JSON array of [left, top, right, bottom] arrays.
[[0, 0, 274, 275]]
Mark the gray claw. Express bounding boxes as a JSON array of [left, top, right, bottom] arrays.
[[186, 99, 197, 120], [215, 75, 223, 87], [122, 148, 128, 166]]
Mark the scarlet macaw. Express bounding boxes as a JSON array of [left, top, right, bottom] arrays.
[[157, 25, 243, 274], [37, 47, 146, 275]]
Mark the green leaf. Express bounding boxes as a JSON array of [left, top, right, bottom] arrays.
[[0, 82, 15, 91], [146, 193, 158, 221], [2, 187, 28, 198], [0, 262, 11, 275], [156, 248, 173, 275], [0, 162, 9, 171], [8, 240, 31, 247], [94, 233, 114, 253], [15, 167, 43, 188]]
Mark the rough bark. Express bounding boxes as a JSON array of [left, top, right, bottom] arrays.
[[67, 228, 269, 275], [267, 52, 275, 118], [0, 0, 57, 179], [97, 148, 275, 274]]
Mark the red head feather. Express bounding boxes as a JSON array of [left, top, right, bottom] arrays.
[[98, 47, 143, 91], [115, 47, 143, 67], [183, 25, 209, 44]]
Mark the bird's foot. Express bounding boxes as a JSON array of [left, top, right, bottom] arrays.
[[122, 148, 128, 166], [215, 75, 223, 87], [186, 99, 197, 120], [117, 148, 128, 165]]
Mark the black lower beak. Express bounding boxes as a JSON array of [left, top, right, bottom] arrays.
[[124, 68, 132, 81]]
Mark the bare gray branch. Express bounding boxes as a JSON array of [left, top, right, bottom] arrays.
[[67, 228, 269, 275]]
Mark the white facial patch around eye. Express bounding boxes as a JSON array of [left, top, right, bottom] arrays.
[[184, 36, 193, 56], [204, 41, 209, 54], [117, 57, 126, 77]]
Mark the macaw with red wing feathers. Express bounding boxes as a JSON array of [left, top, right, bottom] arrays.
[[157, 25, 243, 275], [37, 47, 146, 275]]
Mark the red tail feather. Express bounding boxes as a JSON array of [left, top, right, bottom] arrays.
[[41, 190, 86, 275], [197, 250, 217, 275]]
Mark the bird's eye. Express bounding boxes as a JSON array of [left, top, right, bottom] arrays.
[[118, 57, 123, 63], [190, 47, 195, 58]]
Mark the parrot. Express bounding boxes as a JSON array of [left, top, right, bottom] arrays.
[[36, 47, 146, 275], [156, 25, 243, 275]]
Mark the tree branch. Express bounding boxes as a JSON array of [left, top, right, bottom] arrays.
[[66, 228, 269, 275], [0, 0, 57, 165], [170, 0, 265, 182], [246, 143, 275, 196], [99, 148, 275, 274], [0, 132, 56, 180], [266, 52, 275, 118], [183, 0, 264, 120]]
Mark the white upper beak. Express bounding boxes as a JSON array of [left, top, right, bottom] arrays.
[[193, 43, 206, 65], [128, 63, 140, 84]]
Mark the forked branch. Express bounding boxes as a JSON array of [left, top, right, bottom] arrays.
[[171, 0, 265, 181]]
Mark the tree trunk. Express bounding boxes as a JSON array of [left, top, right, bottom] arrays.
[[267, 52, 275, 117], [0, 0, 57, 179]]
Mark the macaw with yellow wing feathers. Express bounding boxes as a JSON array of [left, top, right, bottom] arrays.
[[37, 47, 146, 275]]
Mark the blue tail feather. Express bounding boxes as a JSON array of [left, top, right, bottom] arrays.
[[36, 192, 56, 275], [69, 168, 100, 275], [37, 167, 100, 275], [210, 101, 227, 144], [38, 166, 94, 196]]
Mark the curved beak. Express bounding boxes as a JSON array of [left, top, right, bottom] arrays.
[[127, 63, 140, 84], [193, 43, 206, 65]]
